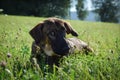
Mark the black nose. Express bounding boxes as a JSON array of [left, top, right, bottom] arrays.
[[53, 45, 70, 55], [51, 37, 70, 55]]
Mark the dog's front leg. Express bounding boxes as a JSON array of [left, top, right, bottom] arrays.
[[30, 42, 46, 69], [45, 55, 61, 71]]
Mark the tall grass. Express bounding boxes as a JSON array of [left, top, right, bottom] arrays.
[[0, 15, 120, 80]]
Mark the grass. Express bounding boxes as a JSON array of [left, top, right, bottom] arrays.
[[0, 15, 120, 80]]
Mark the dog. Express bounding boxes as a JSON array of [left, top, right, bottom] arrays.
[[29, 18, 93, 69]]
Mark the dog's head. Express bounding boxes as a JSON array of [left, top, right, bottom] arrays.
[[29, 18, 78, 55]]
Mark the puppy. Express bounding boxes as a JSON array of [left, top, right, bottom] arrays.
[[29, 18, 93, 68]]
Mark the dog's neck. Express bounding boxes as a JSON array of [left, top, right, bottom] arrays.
[[41, 43, 60, 57], [43, 44, 54, 56]]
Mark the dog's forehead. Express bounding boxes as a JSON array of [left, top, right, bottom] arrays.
[[43, 18, 65, 30], [44, 18, 54, 24]]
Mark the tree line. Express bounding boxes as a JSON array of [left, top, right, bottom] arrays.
[[0, 0, 71, 18], [0, 0, 119, 23]]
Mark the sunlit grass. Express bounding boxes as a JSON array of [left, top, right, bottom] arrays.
[[0, 15, 120, 80]]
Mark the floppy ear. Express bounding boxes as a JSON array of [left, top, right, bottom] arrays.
[[64, 22, 78, 36], [29, 23, 44, 44]]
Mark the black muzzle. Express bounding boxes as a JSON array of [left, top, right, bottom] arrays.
[[49, 31, 70, 56]]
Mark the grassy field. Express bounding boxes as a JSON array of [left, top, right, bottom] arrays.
[[0, 15, 120, 80]]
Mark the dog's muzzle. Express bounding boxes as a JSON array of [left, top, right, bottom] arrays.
[[49, 31, 70, 56]]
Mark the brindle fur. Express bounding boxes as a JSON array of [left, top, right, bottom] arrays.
[[29, 18, 93, 69]]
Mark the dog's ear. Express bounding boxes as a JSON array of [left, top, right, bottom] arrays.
[[29, 23, 44, 44], [64, 22, 78, 36]]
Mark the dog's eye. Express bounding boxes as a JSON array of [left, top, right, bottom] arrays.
[[48, 31, 56, 40], [50, 31, 55, 36]]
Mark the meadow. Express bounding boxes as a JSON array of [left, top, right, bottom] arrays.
[[0, 15, 120, 80]]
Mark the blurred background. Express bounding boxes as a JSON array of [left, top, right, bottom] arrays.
[[0, 0, 120, 23]]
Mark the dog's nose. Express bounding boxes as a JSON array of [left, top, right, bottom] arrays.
[[53, 45, 70, 56]]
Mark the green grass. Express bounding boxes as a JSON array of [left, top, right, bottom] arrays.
[[0, 15, 120, 80]]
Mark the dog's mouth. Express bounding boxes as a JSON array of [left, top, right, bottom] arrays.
[[51, 41, 70, 55], [48, 30, 70, 55]]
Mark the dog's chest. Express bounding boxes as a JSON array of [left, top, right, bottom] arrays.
[[43, 44, 55, 56]]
